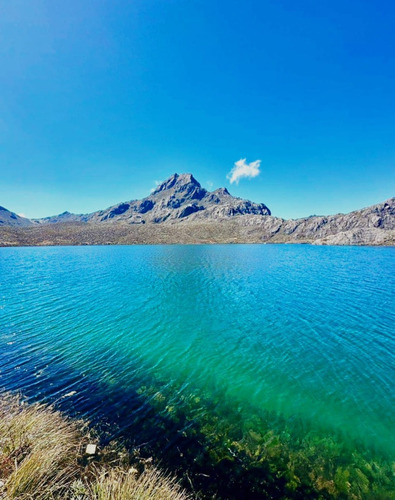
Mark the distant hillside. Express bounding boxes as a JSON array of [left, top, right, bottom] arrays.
[[0, 206, 33, 227], [0, 173, 394, 246]]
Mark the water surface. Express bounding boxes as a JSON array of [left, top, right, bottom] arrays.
[[1, 245, 394, 495]]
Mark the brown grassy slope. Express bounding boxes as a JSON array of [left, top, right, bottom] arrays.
[[0, 218, 394, 246]]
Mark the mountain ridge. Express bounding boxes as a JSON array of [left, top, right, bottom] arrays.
[[30, 173, 271, 225], [1, 173, 394, 246]]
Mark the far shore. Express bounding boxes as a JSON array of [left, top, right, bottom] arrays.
[[0, 220, 394, 247]]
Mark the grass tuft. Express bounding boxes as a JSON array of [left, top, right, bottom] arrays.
[[0, 393, 192, 500], [88, 466, 190, 500]]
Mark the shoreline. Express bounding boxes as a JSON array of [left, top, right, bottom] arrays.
[[1, 217, 394, 247], [2, 384, 394, 500], [0, 392, 192, 500], [1, 240, 395, 248]]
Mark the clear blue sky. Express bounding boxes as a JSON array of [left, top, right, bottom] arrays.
[[0, 0, 394, 219]]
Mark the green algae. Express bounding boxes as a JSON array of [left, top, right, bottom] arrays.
[[134, 382, 395, 499]]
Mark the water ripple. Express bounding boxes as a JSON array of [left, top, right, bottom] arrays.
[[0, 244, 394, 456]]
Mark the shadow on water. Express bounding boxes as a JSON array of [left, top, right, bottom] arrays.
[[1, 342, 394, 500]]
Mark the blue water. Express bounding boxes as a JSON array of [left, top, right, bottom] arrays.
[[1, 245, 394, 488]]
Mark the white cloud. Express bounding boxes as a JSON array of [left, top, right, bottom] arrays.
[[227, 158, 261, 185], [150, 179, 162, 193]]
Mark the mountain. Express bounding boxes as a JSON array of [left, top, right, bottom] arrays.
[[33, 173, 271, 225], [0, 173, 394, 246], [0, 206, 33, 227], [33, 211, 91, 224]]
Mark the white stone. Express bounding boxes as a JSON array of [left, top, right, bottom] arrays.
[[85, 444, 97, 455]]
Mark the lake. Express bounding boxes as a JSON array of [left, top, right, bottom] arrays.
[[1, 245, 394, 498]]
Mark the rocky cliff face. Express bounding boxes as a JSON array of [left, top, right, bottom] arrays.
[[1, 173, 394, 246]]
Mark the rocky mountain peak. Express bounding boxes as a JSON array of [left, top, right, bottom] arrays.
[[152, 173, 201, 195], [213, 187, 230, 196], [1, 172, 271, 227]]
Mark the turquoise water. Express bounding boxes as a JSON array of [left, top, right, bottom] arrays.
[[1, 245, 394, 497]]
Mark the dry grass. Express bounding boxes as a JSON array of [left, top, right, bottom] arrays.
[[0, 393, 81, 499], [86, 467, 191, 500], [0, 393, 192, 500]]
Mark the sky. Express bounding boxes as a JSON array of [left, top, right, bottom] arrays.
[[0, 0, 394, 219]]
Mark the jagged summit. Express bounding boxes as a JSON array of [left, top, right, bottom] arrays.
[[152, 173, 200, 194], [212, 187, 230, 196]]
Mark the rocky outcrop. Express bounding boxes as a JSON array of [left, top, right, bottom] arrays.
[[273, 198, 395, 243], [312, 228, 395, 246]]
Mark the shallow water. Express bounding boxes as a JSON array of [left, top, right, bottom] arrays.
[[1, 245, 394, 494]]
